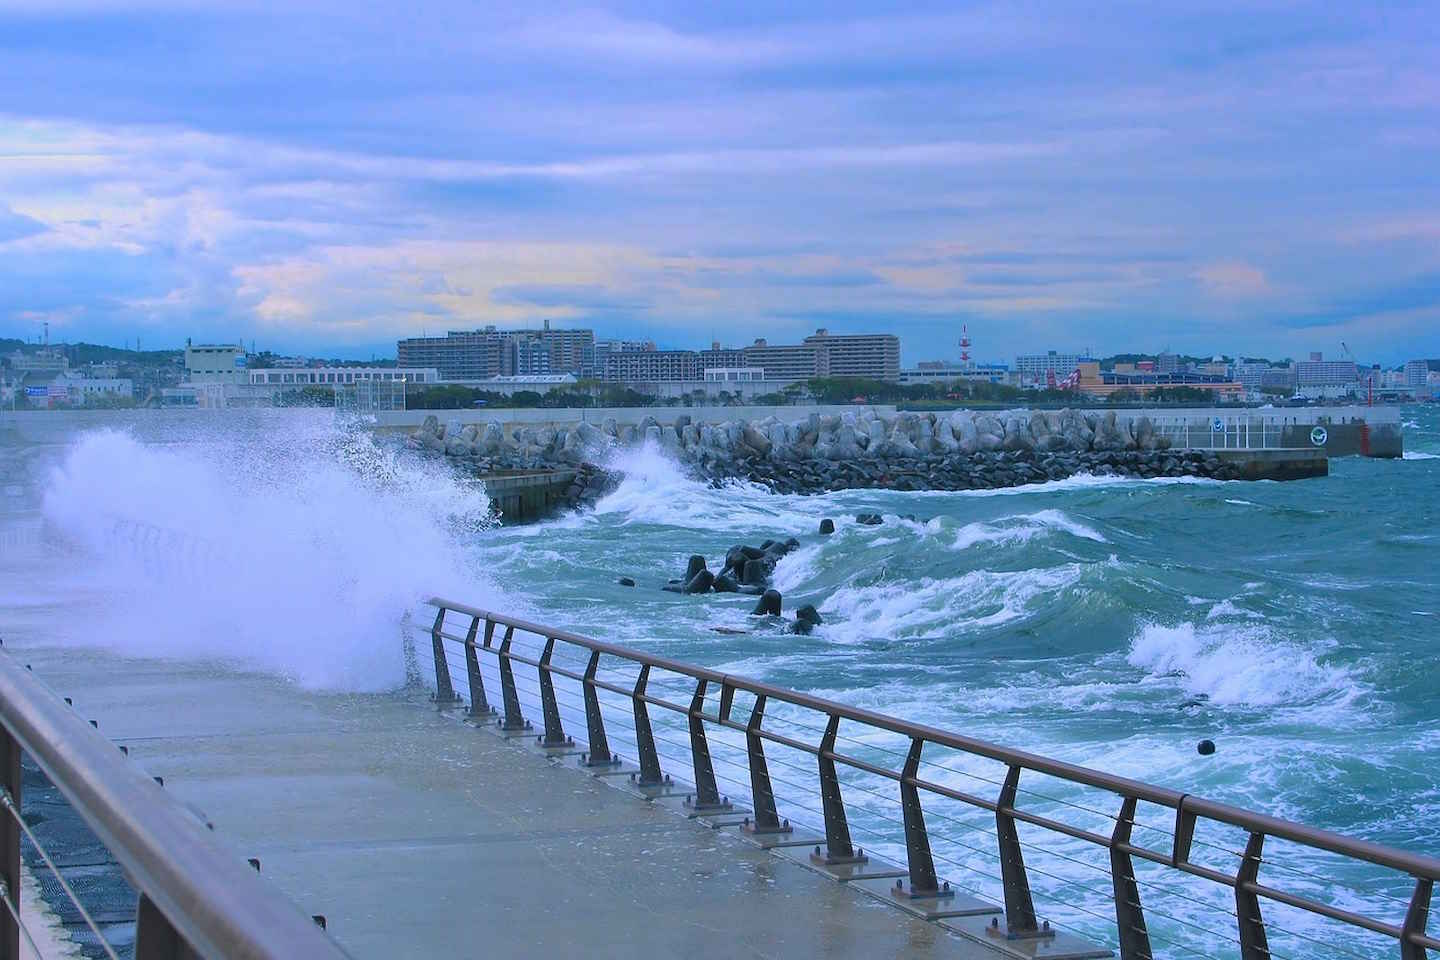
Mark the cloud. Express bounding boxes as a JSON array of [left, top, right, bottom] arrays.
[[1193, 261, 1270, 297], [0, 204, 46, 243], [0, 3, 1438, 362]]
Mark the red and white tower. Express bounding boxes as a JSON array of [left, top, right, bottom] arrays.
[[959, 324, 973, 371]]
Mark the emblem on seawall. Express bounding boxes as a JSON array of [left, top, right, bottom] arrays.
[[1310, 426, 1328, 446]]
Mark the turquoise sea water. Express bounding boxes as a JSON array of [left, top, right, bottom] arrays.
[[2, 405, 1436, 957]]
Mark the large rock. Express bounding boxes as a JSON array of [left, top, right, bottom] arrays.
[[742, 424, 773, 457], [975, 415, 1005, 452], [951, 412, 979, 454], [1059, 409, 1092, 451], [1003, 414, 1035, 452], [1092, 411, 1134, 451], [564, 421, 606, 460]]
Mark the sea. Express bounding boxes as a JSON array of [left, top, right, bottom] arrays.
[[1, 403, 1436, 959]]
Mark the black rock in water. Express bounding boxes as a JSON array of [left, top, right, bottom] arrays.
[[1197, 739, 1217, 756], [741, 558, 772, 586], [856, 513, 883, 525], [751, 589, 782, 616], [684, 569, 716, 594], [713, 574, 740, 593], [819, 518, 835, 535], [617, 577, 635, 587], [795, 605, 823, 625], [685, 554, 708, 581]]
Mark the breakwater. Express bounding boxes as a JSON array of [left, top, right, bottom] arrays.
[[406, 407, 1333, 503]]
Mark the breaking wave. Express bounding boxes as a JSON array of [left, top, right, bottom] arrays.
[[39, 423, 500, 690]]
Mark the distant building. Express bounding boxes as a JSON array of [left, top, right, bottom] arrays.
[[397, 323, 596, 380], [246, 366, 438, 388], [899, 362, 1009, 386], [728, 340, 819, 380], [398, 328, 506, 380], [699, 329, 901, 382], [703, 367, 765, 383], [1404, 359, 1429, 388], [57, 374, 133, 405], [804, 329, 901, 380], [5, 348, 68, 377], [1014, 351, 1080, 385], [1260, 366, 1297, 392], [476, 374, 578, 396], [602, 349, 701, 383], [1074, 361, 1243, 399], [185, 342, 247, 384], [1295, 354, 1358, 388]]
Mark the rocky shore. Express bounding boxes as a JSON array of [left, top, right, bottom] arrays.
[[407, 406, 1246, 499]]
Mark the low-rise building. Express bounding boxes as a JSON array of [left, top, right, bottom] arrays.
[[1015, 351, 1081, 386], [1075, 361, 1244, 400], [246, 366, 439, 387], [185, 342, 247, 384]]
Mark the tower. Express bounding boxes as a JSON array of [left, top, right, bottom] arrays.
[[959, 324, 973, 371]]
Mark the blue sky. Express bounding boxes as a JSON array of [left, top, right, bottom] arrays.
[[1, 2, 1438, 364]]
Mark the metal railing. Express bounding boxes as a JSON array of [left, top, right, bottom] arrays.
[[1155, 415, 1286, 451], [0, 645, 348, 960], [426, 597, 1439, 960]]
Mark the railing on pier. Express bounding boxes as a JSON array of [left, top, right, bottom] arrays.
[[425, 597, 1439, 960], [0, 646, 347, 960]]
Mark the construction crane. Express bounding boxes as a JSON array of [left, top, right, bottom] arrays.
[[1340, 341, 1373, 406]]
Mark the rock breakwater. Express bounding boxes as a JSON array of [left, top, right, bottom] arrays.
[[408, 407, 1245, 498]]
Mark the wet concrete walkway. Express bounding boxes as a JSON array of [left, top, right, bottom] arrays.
[[1, 641, 998, 959]]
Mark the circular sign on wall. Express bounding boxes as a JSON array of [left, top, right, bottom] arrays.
[[1211, 416, 1224, 432], [1310, 426, 1328, 446]]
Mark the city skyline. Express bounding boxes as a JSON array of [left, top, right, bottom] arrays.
[[3, 3, 1440, 364]]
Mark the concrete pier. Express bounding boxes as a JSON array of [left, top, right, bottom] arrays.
[[0, 640, 993, 959]]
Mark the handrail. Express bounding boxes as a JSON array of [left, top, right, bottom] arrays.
[[427, 597, 1440, 957], [0, 648, 349, 960]]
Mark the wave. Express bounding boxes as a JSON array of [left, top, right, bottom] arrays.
[[951, 508, 1107, 551], [1126, 621, 1362, 709], [1403, 451, 1439, 460], [819, 563, 1091, 643], [39, 424, 500, 690]]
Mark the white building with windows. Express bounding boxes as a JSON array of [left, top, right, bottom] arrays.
[[246, 366, 439, 387]]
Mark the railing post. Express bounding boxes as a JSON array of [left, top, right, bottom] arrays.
[[993, 765, 1052, 940], [630, 665, 665, 787], [135, 892, 188, 960], [1235, 832, 1271, 960], [893, 737, 951, 900], [579, 652, 618, 768], [812, 714, 866, 866], [1402, 877, 1432, 960], [496, 626, 529, 732], [683, 679, 731, 814], [429, 607, 459, 704], [463, 617, 494, 718], [740, 695, 789, 837], [536, 638, 571, 748], [1110, 796, 1152, 960], [0, 728, 19, 960]]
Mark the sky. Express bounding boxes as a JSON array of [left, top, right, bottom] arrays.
[[1, 2, 1439, 365]]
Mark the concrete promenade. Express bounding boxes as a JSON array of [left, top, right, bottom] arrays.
[[0, 638, 995, 959]]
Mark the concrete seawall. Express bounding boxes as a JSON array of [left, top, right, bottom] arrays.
[[376, 403, 1402, 458]]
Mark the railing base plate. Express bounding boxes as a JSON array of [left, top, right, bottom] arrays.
[[730, 826, 825, 850], [528, 737, 584, 758], [852, 878, 1000, 921], [941, 916, 1111, 960], [670, 795, 743, 819], [775, 845, 907, 882]]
